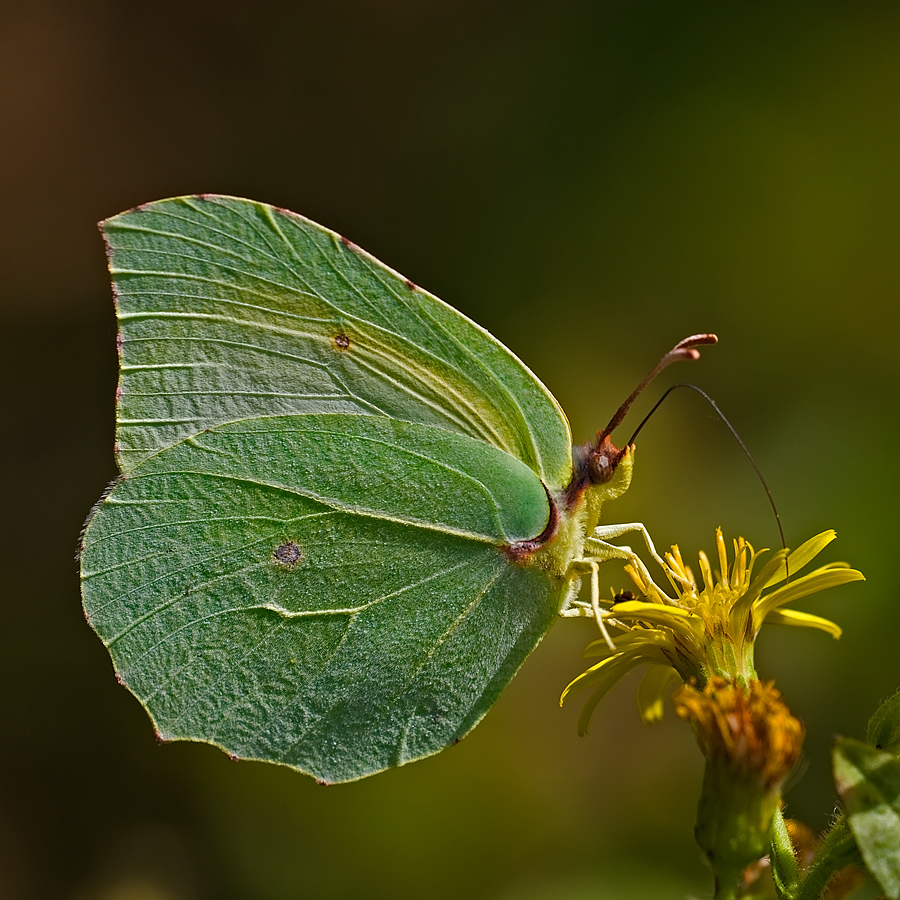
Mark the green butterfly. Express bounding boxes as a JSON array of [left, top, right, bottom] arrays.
[[79, 195, 713, 783]]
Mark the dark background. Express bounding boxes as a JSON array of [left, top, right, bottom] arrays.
[[1, 2, 897, 897]]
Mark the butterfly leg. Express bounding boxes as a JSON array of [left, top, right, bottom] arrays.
[[562, 559, 616, 650], [587, 522, 691, 589], [581, 537, 675, 606], [586, 559, 615, 650], [564, 529, 674, 646], [560, 529, 674, 628]]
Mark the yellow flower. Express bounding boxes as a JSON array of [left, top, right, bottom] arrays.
[[561, 529, 864, 735]]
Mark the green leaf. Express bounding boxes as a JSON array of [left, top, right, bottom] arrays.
[[81, 414, 563, 783], [867, 688, 900, 754], [104, 195, 572, 487], [833, 736, 900, 899]]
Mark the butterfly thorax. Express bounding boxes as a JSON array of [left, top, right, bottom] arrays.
[[520, 449, 634, 578]]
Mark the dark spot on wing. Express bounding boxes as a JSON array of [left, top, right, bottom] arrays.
[[404, 278, 417, 291], [274, 541, 304, 567], [332, 333, 351, 351]]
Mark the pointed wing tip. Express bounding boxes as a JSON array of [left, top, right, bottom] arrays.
[[99, 193, 245, 230]]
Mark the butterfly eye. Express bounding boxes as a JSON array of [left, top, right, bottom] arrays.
[[588, 451, 613, 483], [588, 442, 627, 485]]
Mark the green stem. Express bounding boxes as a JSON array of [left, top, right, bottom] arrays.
[[793, 815, 860, 900], [713, 874, 740, 900], [769, 808, 801, 898]]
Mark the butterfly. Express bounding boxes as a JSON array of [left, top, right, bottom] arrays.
[[79, 195, 714, 783]]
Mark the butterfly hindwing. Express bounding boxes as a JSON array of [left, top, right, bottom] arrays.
[[80, 414, 564, 782]]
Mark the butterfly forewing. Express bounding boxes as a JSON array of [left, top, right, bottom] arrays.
[[105, 195, 572, 487]]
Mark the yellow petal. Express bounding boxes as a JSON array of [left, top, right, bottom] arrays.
[[637, 664, 682, 724], [561, 652, 629, 704], [731, 550, 790, 621], [754, 566, 865, 622], [732, 537, 745, 588], [698, 550, 714, 593], [716, 528, 729, 581], [582, 628, 672, 658], [608, 599, 695, 621], [574, 654, 650, 735], [763, 608, 843, 639], [562, 643, 667, 704], [763, 530, 837, 587], [605, 600, 703, 649]]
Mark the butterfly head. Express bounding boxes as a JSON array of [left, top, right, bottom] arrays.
[[564, 435, 632, 513], [565, 334, 717, 509]]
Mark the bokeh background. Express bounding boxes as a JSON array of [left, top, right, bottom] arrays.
[[1, 1, 897, 897]]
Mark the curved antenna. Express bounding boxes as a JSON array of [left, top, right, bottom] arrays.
[[600, 334, 718, 440], [627, 382, 787, 555], [568, 333, 718, 504]]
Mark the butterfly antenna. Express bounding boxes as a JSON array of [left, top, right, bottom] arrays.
[[570, 334, 718, 499], [627, 382, 788, 559], [598, 334, 718, 441]]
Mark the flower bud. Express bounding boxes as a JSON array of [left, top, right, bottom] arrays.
[[674, 678, 804, 887]]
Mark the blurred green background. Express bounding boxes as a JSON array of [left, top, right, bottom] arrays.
[[1, 1, 897, 897]]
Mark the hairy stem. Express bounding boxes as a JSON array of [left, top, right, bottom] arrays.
[[794, 815, 859, 900], [769, 808, 801, 898]]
